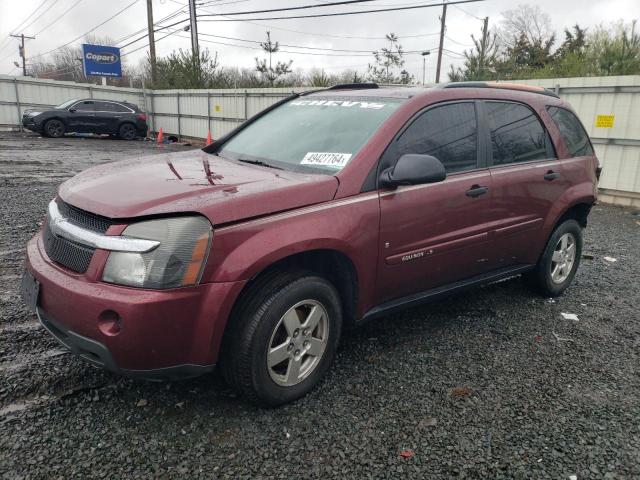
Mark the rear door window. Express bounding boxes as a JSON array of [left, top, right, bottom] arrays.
[[485, 101, 554, 165], [94, 102, 113, 112], [394, 102, 478, 174], [547, 106, 594, 157], [110, 102, 133, 113]]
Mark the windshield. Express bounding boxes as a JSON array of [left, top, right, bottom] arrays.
[[55, 99, 78, 109], [218, 96, 402, 173]]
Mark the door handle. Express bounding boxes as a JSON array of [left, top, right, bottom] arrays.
[[544, 170, 560, 181], [466, 185, 489, 198]]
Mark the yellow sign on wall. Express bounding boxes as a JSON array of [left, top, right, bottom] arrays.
[[595, 114, 615, 128], [214, 104, 221, 112]]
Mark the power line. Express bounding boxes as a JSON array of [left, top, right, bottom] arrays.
[[21, 0, 61, 33], [114, 5, 186, 44], [198, 0, 380, 17], [202, 15, 439, 40], [32, 0, 85, 36], [193, 33, 439, 57], [0, 0, 50, 53], [4, 0, 50, 35], [122, 14, 434, 54], [121, 26, 189, 57], [445, 35, 473, 47], [197, 31, 384, 53], [450, 1, 484, 21], [197, 0, 485, 22], [442, 48, 465, 57], [119, 24, 440, 58], [28, 0, 141, 62], [119, 17, 191, 49], [194, 0, 441, 40], [197, 0, 253, 6], [182, 33, 373, 56]]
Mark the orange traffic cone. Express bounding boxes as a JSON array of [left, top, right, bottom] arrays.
[[156, 128, 164, 145], [206, 130, 213, 146]]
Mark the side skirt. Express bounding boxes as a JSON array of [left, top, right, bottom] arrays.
[[360, 264, 534, 323]]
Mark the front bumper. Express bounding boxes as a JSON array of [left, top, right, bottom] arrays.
[[37, 308, 214, 380], [25, 231, 246, 378], [22, 117, 41, 132]]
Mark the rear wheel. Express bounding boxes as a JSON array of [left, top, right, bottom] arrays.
[[118, 123, 137, 140], [43, 119, 65, 138], [221, 271, 342, 406], [526, 219, 583, 297]]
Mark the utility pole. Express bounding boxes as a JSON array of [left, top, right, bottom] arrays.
[[10, 34, 35, 77], [435, 2, 447, 83], [146, 0, 157, 85], [188, 0, 199, 58], [478, 16, 489, 74]]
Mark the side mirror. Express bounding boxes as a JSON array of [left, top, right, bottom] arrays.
[[380, 154, 446, 188], [69, 108, 76, 113]]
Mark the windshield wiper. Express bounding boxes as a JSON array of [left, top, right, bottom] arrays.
[[237, 158, 283, 170]]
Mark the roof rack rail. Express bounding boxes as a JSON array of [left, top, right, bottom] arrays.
[[442, 81, 559, 98], [327, 83, 379, 90]]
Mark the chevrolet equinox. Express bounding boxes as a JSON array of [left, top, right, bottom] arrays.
[[21, 82, 600, 406]]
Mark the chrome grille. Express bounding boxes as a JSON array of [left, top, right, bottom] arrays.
[[56, 201, 111, 234], [43, 200, 114, 273]]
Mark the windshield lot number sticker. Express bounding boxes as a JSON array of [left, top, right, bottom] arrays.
[[290, 100, 386, 109], [301, 152, 352, 169]]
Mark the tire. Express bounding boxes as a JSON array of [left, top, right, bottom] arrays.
[[118, 123, 137, 140], [220, 270, 343, 407], [526, 219, 583, 297], [43, 119, 65, 138]]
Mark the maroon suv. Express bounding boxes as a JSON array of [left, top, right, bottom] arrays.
[[21, 82, 599, 406]]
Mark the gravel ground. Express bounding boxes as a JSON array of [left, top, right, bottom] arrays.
[[1, 131, 639, 479]]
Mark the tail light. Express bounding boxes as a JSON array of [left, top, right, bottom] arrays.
[[137, 113, 147, 122]]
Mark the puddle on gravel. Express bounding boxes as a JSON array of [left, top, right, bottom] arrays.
[[0, 348, 69, 373], [0, 395, 51, 418], [0, 319, 41, 333]]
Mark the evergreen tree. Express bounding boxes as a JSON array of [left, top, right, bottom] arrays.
[[254, 31, 293, 86]]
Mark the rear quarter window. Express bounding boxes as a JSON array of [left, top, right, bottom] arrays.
[[485, 101, 555, 165], [547, 106, 594, 157]]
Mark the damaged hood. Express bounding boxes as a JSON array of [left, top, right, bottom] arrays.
[[58, 149, 339, 225]]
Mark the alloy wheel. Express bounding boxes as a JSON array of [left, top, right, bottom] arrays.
[[120, 124, 136, 140], [266, 299, 329, 387], [550, 232, 576, 284], [46, 120, 63, 137]]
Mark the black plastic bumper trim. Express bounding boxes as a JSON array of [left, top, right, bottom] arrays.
[[36, 308, 215, 381]]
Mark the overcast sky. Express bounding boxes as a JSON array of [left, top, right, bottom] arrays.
[[0, 0, 638, 82]]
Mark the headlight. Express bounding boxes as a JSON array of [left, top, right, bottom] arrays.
[[102, 216, 212, 289]]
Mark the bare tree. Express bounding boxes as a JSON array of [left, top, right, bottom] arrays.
[[498, 4, 554, 49]]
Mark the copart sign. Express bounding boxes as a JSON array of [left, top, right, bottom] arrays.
[[82, 44, 122, 78]]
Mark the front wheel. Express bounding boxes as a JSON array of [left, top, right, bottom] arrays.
[[526, 219, 583, 297], [118, 123, 137, 140], [43, 119, 65, 138], [221, 271, 342, 406]]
